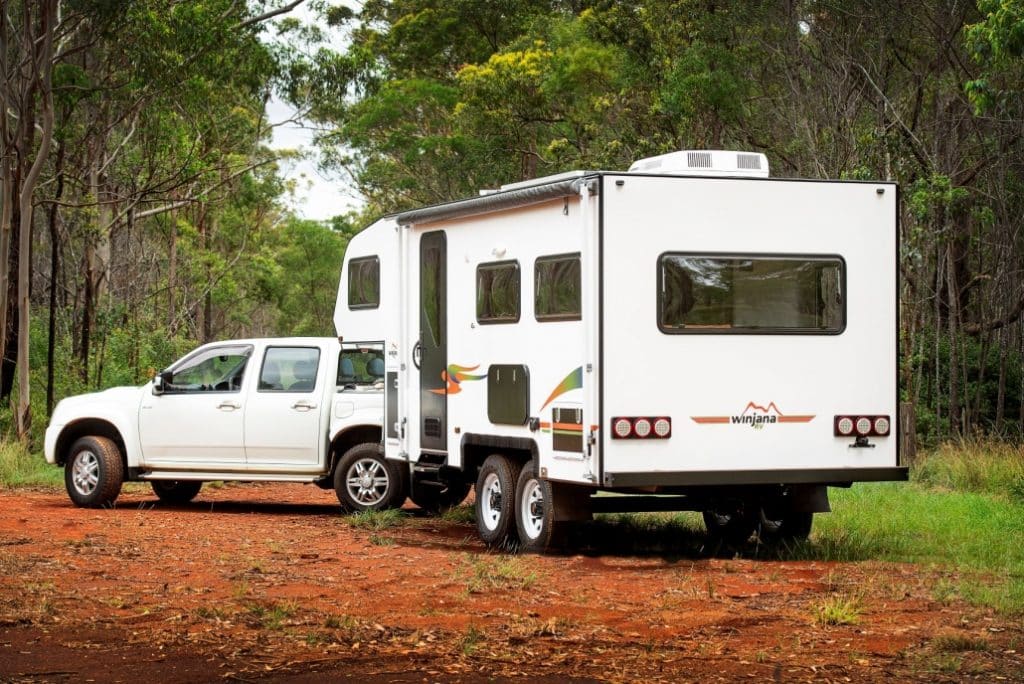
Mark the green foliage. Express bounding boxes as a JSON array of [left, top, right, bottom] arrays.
[[912, 441, 1024, 500], [0, 441, 59, 487]]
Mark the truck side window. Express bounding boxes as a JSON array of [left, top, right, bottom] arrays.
[[259, 347, 321, 392], [348, 256, 380, 309], [535, 253, 581, 321], [337, 344, 386, 388], [477, 260, 520, 324], [164, 345, 252, 393]]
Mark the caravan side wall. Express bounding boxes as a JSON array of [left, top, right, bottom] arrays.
[[599, 175, 898, 483]]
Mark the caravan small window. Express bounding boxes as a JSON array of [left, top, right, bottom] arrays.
[[477, 261, 520, 324], [348, 256, 380, 309], [658, 254, 844, 334], [535, 254, 581, 321]]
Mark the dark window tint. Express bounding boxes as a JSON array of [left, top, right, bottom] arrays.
[[535, 254, 581, 321], [659, 254, 844, 333], [259, 347, 321, 392], [477, 261, 520, 324], [337, 343, 385, 387], [348, 256, 380, 309]]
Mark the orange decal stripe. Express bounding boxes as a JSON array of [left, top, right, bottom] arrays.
[[552, 422, 583, 431], [691, 416, 729, 424], [777, 415, 815, 423], [538, 422, 551, 429]]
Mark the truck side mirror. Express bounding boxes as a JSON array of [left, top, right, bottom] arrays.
[[153, 370, 173, 395]]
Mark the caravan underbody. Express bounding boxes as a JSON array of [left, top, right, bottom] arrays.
[[335, 154, 907, 550]]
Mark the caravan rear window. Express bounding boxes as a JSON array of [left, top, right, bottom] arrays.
[[658, 254, 845, 334], [348, 256, 380, 309], [535, 253, 581, 321]]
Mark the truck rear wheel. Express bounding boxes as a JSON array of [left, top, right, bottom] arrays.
[[475, 454, 521, 548], [151, 480, 202, 504], [65, 436, 124, 508], [334, 443, 406, 512], [410, 478, 470, 514], [514, 461, 565, 553]]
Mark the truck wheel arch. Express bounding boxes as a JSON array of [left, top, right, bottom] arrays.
[[56, 419, 127, 469], [329, 425, 383, 474]]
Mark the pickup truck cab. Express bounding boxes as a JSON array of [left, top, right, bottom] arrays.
[[44, 337, 406, 511]]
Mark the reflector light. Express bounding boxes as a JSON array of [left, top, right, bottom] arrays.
[[855, 417, 872, 435], [633, 418, 652, 438], [873, 416, 890, 435], [613, 418, 632, 438], [837, 417, 854, 435], [611, 416, 672, 439], [653, 417, 672, 437]]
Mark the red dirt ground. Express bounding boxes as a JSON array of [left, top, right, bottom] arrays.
[[0, 483, 1021, 682]]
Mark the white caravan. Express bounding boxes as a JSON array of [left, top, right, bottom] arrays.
[[335, 150, 907, 551]]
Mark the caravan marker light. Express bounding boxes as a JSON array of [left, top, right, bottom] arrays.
[[855, 417, 873, 436], [613, 418, 633, 438], [873, 416, 891, 435], [653, 417, 672, 437], [633, 418, 652, 438]]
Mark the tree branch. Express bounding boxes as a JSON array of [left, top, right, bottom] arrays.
[[233, 0, 305, 31]]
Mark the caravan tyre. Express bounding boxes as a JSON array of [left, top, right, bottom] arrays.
[[702, 508, 756, 545], [151, 480, 202, 504], [758, 510, 813, 544], [334, 443, 406, 512], [514, 462, 565, 553], [65, 436, 124, 508], [475, 455, 521, 549]]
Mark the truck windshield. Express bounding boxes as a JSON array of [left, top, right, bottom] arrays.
[[338, 344, 385, 388]]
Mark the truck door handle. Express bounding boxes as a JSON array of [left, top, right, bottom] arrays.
[[291, 400, 318, 411], [217, 401, 241, 411]]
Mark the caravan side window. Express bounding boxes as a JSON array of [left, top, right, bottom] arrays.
[[477, 261, 520, 324], [535, 253, 581, 321], [348, 256, 380, 309], [658, 253, 845, 334]]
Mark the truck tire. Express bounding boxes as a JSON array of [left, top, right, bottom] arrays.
[[758, 510, 813, 544], [334, 443, 406, 512], [410, 477, 470, 514], [514, 461, 566, 553], [65, 436, 124, 508], [151, 480, 202, 504], [475, 454, 521, 548], [702, 507, 756, 545]]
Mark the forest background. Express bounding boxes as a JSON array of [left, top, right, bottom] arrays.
[[1, 0, 1022, 450]]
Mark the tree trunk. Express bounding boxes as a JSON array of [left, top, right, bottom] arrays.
[[46, 143, 64, 415], [945, 243, 962, 437], [995, 324, 1007, 433]]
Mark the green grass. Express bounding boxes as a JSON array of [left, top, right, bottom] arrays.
[[812, 595, 861, 625], [912, 440, 1024, 501], [344, 508, 408, 530], [0, 441, 60, 487]]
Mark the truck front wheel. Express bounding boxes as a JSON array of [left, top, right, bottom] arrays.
[[334, 443, 406, 512], [475, 454, 521, 548], [65, 436, 124, 508]]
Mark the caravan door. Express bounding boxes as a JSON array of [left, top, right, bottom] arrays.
[[418, 231, 447, 452]]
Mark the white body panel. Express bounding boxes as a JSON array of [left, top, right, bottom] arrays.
[[599, 175, 897, 479], [46, 337, 386, 482], [335, 171, 901, 491]]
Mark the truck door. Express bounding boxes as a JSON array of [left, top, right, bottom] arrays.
[[418, 230, 447, 452], [243, 345, 325, 468], [139, 343, 252, 467]]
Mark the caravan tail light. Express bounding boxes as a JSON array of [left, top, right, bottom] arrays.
[[834, 414, 891, 437], [611, 416, 672, 439]]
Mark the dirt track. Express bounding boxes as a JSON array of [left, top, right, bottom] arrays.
[[0, 483, 1021, 683]]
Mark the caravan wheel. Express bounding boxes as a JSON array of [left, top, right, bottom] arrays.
[[474, 455, 521, 548], [514, 461, 565, 553], [758, 510, 813, 543], [702, 508, 756, 545]]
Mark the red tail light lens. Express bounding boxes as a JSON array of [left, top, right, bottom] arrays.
[[611, 417, 672, 439], [834, 414, 891, 437]]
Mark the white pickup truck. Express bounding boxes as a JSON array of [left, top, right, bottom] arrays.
[[44, 337, 425, 512]]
